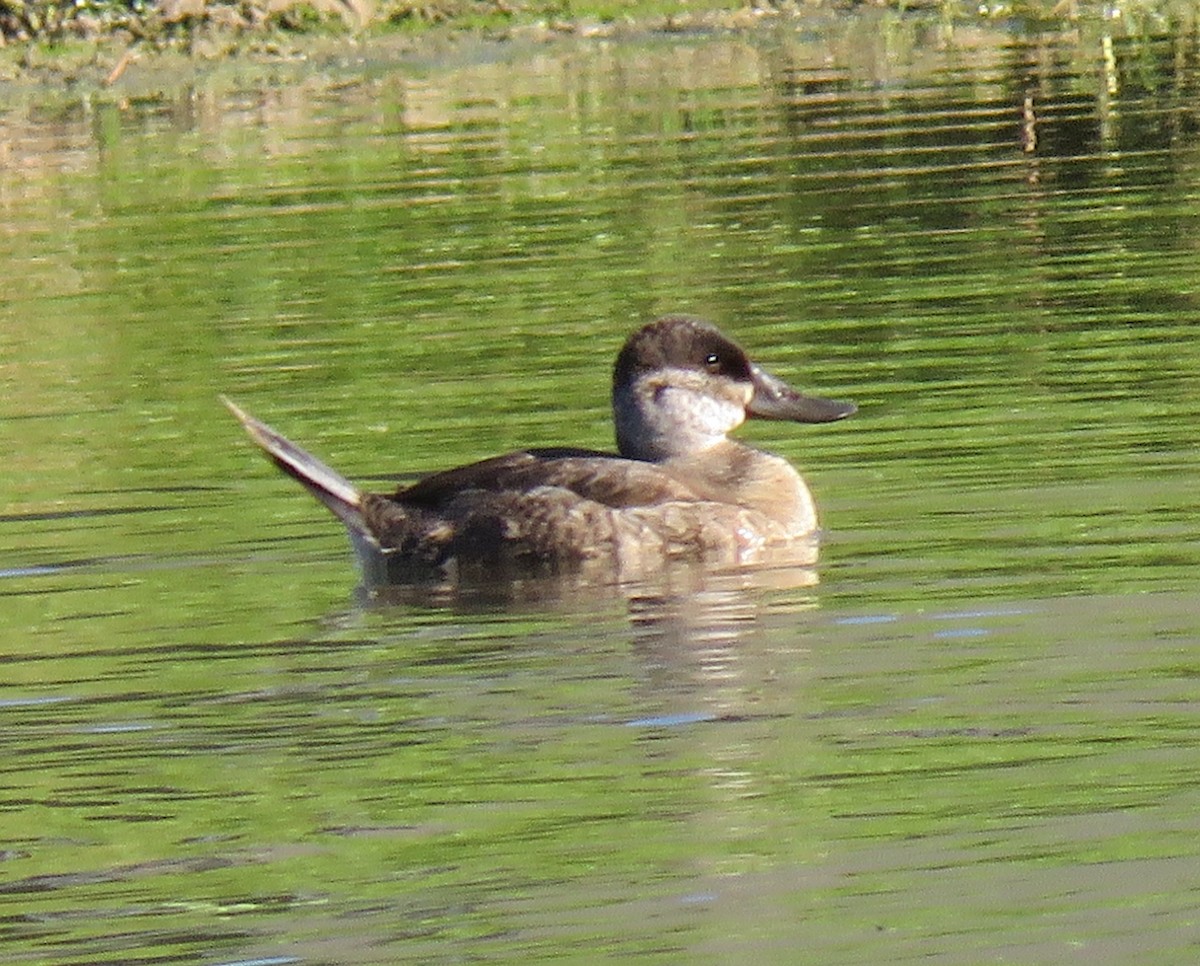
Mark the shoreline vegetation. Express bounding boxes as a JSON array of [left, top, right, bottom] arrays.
[[0, 1, 1193, 93], [0, 0, 865, 59]]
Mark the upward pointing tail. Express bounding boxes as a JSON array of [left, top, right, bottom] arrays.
[[221, 396, 373, 543]]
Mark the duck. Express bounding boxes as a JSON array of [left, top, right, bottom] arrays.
[[223, 314, 854, 583]]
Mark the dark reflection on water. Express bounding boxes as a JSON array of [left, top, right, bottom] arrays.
[[3, 10, 1200, 966]]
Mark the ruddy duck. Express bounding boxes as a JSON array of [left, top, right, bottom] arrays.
[[224, 315, 854, 582]]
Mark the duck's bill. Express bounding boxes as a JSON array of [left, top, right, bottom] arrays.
[[747, 365, 856, 423]]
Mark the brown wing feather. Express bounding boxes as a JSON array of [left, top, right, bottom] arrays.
[[362, 449, 713, 566]]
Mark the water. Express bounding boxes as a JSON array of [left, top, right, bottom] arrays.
[[3, 11, 1200, 964]]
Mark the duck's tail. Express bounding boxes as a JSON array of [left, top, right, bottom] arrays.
[[221, 396, 375, 545]]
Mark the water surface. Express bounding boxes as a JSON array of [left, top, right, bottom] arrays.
[[3, 11, 1199, 964]]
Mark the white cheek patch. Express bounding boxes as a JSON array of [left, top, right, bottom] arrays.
[[655, 379, 745, 441]]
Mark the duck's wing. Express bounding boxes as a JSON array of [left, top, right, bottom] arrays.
[[397, 448, 704, 509], [365, 451, 715, 568]]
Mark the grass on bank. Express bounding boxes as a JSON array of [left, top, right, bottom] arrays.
[[0, 0, 764, 43], [0, 0, 1190, 47]]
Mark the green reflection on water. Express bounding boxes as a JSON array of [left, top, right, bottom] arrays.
[[2, 13, 1200, 965]]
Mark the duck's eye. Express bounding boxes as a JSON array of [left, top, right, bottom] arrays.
[[704, 353, 721, 372]]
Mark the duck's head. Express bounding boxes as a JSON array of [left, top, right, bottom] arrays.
[[612, 315, 855, 462]]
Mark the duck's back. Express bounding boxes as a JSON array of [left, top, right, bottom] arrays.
[[394, 448, 698, 509]]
